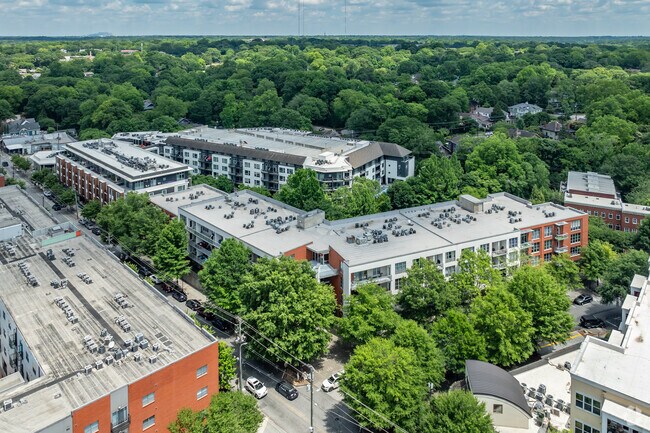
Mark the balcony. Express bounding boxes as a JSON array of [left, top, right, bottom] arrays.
[[351, 275, 392, 289], [554, 246, 568, 254], [554, 233, 568, 241], [111, 415, 130, 433], [491, 249, 507, 257], [520, 242, 531, 249]]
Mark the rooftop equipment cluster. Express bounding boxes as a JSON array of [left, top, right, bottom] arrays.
[[508, 210, 523, 224], [485, 204, 506, 214], [2, 242, 16, 257], [54, 296, 77, 324], [18, 261, 38, 287], [430, 206, 477, 229], [114, 292, 130, 309], [83, 140, 170, 172]]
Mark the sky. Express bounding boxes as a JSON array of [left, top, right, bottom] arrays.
[[0, 0, 649, 37]]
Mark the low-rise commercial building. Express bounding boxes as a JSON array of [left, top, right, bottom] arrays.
[[55, 139, 192, 204], [564, 171, 649, 233], [179, 191, 587, 303], [116, 127, 415, 192], [0, 209, 218, 433], [1, 132, 75, 155], [570, 272, 650, 433]]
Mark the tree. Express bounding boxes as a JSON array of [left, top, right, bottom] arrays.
[[430, 308, 488, 374], [636, 218, 650, 252], [240, 257, 336, 365], [580, 240, 618, 286], [80, 199, 101, 220], [154, 94, 188, 119], [420, 390, 495, 433], [199, 238, 252, 313], [387, 180, 420, 210], [0, 99, 13, 121], [545, 253, 581, 290], [396, 259, 460, 323], [326, 177, 391, 220], [10, 154, 31, 171], [91, 97, 133, 129], [338, 283, 402, 346], [275, 169, 326, 212], [169, 392, 263, 433], [57, 189, 76, 207], [450, 249, 503, 304], [191, 174, 235, 193], [470, 286, 535, 366], [218, 341, 237, 391], [391, 320, 445, 389], [587, 216, 634, 252], [411, 155, 464, 204], [600, 250, 650, 304], [507, 266, 574, 343], [341, 338, 427, 432], [153, 219, 190, 283]]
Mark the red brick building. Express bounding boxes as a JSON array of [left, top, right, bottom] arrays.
[[564, 171, 648, 233]]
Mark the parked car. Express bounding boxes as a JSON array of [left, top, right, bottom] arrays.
[[186, 299, 202, 311], [322, 371, 343, 392], [573, 294, 594, 305], [1, 161, 8, 167], [580, 315, 605, 329], [171, 290, 188, 302], [43, 190, 53, 197], [52, 203, 63, 211], [275, 380, 299, 401], [159, 282, 175, 293], [138, 266, 153, 277], [91, 227, 101, 236], [245, 377, 268, 399], [150, 274, 162, 284]]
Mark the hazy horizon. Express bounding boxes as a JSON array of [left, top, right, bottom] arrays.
[[1, 0, 649, 38]]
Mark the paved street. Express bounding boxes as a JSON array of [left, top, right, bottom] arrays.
[[568, 289, 622, 329]]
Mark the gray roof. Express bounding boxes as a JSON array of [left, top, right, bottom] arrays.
[[345, 142, 412, 169], [465, 360, 531, 416], [541, 121, 562, 132], [5, 118, 40, 134], [566, 171, 617, 197], [165, 136, 307, 166]]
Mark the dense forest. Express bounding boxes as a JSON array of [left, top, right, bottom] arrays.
[[1, 36, 649, 207]]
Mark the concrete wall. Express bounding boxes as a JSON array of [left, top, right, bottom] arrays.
[[0, 222, 23, 242]]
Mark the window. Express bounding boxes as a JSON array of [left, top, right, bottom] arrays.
[[143, 415, 155, 430], [575, 393, 601, 415], [625, 217, 630, 223], [444, 266, 456, 277], [571, 233, 581, 244], [279, 167, 286, 173], [197, 386, 208, 400], [244, 162, 250, 167], [544, 240, 552, 250], [445, 251, 456, 261], [493, 404, 503, 414], [571, 220, 581, 230], [84, 421, 99, 433], [509, 238, 518, 248], [222, 158, 227, 163], [575, 421, 600, 433], [395, 262, 407, 273], [531, 256, 540, 265], [601, 212, 606, 218], [608, 213, 613, 219], [633, 218, 638, 224], [587, 210, 592, 215], [616, 214, 621, 220], [244, 170, 250, 176], [543, 252, 552, 262], [531, 242, 540, 253], [434, 254, 443, 265], [544, 226, 552, 237], [142, 392, 155, 406], [480, 243, 489, 252], [197, 365, 208, 378], [571, 246, 580, 256], [254, 164, 260, 170], [222, 166, 227, 171], [532, 229, 540, 240]]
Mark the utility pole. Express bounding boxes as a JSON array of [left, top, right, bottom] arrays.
[[308, 364, 315, 433], [236, 316, 247, 392]]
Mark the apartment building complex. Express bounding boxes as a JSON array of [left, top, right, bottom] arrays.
[[570, 272, 650, 433], [115, 127, 415, 191], [55, 139, 192, 204], [564, 171, 649, 233], [0, 216, 218, 433], [178, 190, 587, 303]]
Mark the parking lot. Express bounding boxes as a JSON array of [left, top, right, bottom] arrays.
[[568, 289, 621, 330]]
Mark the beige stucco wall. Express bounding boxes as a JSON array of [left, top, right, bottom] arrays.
[[475, 395, 531, 429]]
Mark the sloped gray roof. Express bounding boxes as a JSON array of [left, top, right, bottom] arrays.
[[345, 142, 412, 169], [165, 136, 307, 166], [465, 360, 531, 416]]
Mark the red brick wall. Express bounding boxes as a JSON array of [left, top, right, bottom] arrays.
[[521, 214, 588, 263], [283, 244, 309, 261], [128, 342, 219, 433], [567, 203, 645, 232], [0, 175, 5, 188], [72, 395, 111, 433], [328, 247, 344, 307]]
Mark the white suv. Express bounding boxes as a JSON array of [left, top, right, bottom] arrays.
[[245, 377, 268, 399], [322, 371, 343, 392]]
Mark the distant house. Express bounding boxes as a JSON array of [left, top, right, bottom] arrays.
[[143, 99, 155, 111], [508, 102, 543, 119], [3, 118, 41, 136], [463, 107, 495, 130], [540, 121, 562, 140], [507, 128, 538, 139], [443, 135, 464, 155]]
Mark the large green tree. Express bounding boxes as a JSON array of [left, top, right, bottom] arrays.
[[80, 199, 101, 221], [218, 341, 237, 391], [240, 257, 336, 365], [341, 338, 427, 433], [507, 266, 574, 343], [338, 283, 402, 346], [396, 259, 460, 323], [391, 320, 446, 389], [430, 308, 488, 374], [580, 240, 617, 286], [199, 238, 252, 313], [544, 253, 582, 290], [600, 250, 650, 303], [451, 249, 503, 304], [326, 177, 391, 220], [275, 168, 326, 212], [153, 219, 190, 283], [420, 390, 495, 433], [169, 392, 263, 433]]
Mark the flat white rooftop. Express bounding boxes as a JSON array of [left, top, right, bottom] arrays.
[[0, 233, 215, 432], [565, 192, 650, 216], [566, 171, 617, 197], [64, 138, 191, 181], [0, 186, 58, 232], [149, 184, 227, 216], [572, 274, 650, 407]]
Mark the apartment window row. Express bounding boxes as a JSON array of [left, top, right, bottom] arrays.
[[544, 226, 553, 237], [575, 393, 601, 415], [544, 240, 552, 250], [571, 246, 581, 256], [570, 220, 581, 230], [570, 233, 581, 244], [531, 242, 540, 253], [532, 228, 540, 240], [575, 421, 600, 433]]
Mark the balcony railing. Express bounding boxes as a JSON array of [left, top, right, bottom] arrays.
[[554, 246, 568, 254], [491, 249, 507, 256], [520, 242, 531, 249], [111, 415, 130, 433], [554, 233, 568, 241]]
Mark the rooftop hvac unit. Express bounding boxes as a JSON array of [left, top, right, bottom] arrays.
[[152, 343, 160, 352], [139, 339, 149, 350], [148, 355, 157, 364], [134, 333, 144, 343], [83, 365, 92, 374], [123, 339, 132, 348], [105, 355, 114, 365], [95, 360, 103, 370], [3, 399, 12, 411], [133, 353, 141, 362]]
